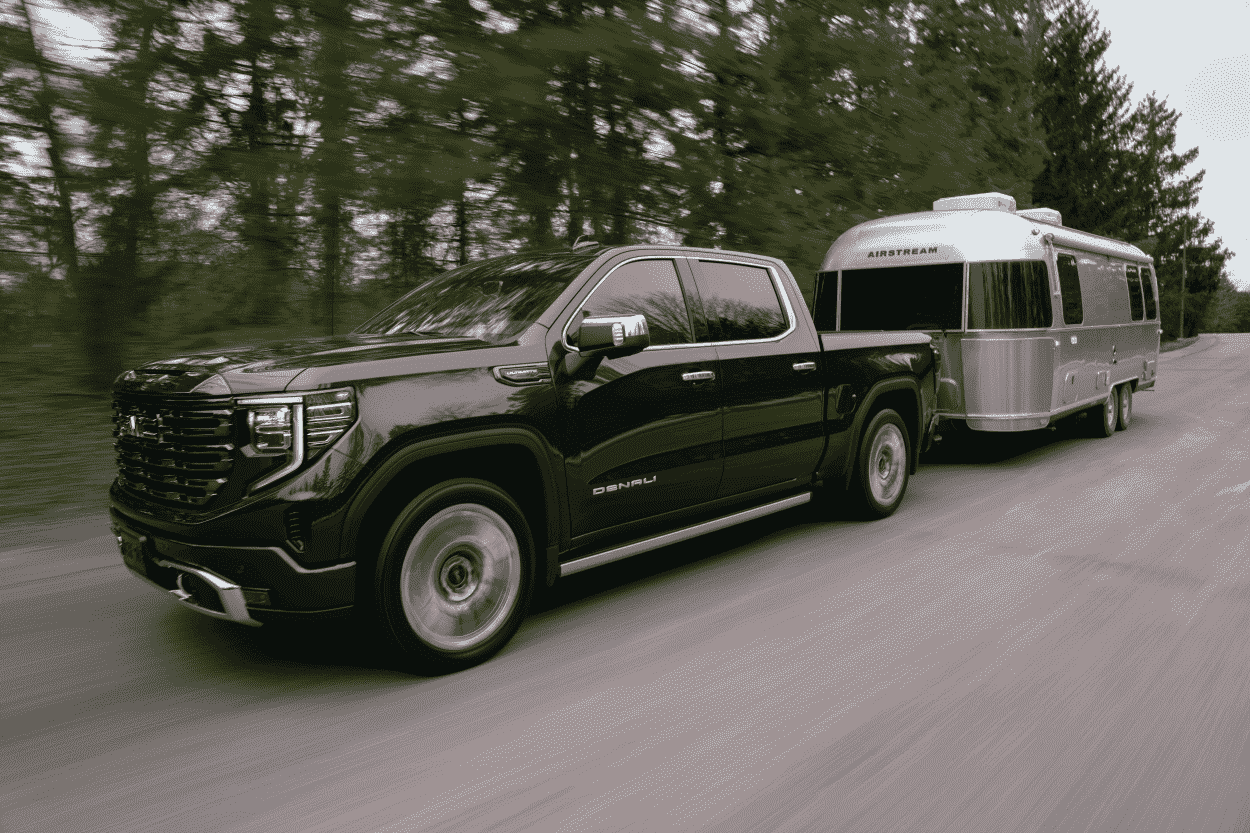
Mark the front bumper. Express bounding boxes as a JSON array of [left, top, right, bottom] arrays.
[[111, 509, 356, 625]]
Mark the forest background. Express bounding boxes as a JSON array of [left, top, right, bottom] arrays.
[[0, 0, 1245, 533]]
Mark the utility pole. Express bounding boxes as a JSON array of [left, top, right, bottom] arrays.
[[1180, 215, 1188, 339]]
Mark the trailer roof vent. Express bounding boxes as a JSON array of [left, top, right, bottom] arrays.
[[1016, 207, 1063, 226], [932, 192, 1017, 213]]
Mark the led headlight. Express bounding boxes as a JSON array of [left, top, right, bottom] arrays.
[[248, 405, 293, 452], [238, 388, 356, 492]]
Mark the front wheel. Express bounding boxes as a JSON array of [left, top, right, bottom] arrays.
[[374, 479, 534, 674], [851, 408, 910, 519]]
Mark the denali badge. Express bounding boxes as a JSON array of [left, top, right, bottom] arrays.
[[593, 475, 656, 495]]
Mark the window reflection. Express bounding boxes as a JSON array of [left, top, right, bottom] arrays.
[[695, 261, 787, 341], [1056, 254, 1083, 325], [357, 252, 598, 342], [1126, 265, 1144, 321], [581, 259, 694, 346], [967, 260, 1053, 329]]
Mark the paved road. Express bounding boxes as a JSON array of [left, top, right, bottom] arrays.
[[4, 335, 1250, 833]]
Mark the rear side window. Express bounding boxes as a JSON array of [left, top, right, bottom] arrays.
[[1126, 265, 1144, 321], [1142, 266, 1158, 319], [580, 259, 694, 346], [1056, 254, 1083, 325], [837, 263, 963, 331], [967, 261, 1052, 329], [693, 261, 788, 341]]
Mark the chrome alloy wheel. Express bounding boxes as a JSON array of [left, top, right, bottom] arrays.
[[398, 504, 522, 652], [1103, 389, 1118, 434], [868, 423, 906, 506]]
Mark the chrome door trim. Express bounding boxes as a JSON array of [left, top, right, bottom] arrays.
[[559, 493, 812, 577]]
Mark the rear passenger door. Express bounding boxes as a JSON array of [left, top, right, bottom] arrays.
[[688, 257, 824, 499]]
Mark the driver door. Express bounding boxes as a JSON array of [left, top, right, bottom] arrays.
[[555, 256, 724, 540]]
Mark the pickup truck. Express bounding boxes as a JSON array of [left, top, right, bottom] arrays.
[[109, 244, 939, 673]]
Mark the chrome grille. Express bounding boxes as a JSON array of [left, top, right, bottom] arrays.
[[113, 396, 236, 506]]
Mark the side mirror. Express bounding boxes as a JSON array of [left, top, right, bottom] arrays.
[[576, 314, 650, 358]]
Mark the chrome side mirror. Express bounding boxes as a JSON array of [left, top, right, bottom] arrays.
[[576, 314, 650, 358]]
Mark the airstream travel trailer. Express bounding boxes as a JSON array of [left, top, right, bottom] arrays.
[[816, 192, 1160, 436]]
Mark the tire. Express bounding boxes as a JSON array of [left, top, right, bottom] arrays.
[[1089, 387, 1119, 438], [374, 478, 534, 674], [851, 408, 910, 519], [1116, 383, 1133, 430]]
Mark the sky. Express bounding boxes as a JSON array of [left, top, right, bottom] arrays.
[[22, 0, 1250, 289], [1091, 0, 1250, 289]]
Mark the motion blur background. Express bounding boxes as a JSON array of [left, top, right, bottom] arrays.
[[1, 0, 1246, 534]]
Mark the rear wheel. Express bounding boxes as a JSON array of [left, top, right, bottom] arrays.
[[374, 478, 534, 674], [1117, 383, 1133, 430], [1089, 387, 1119, 438], [851, 408, 910, 519]]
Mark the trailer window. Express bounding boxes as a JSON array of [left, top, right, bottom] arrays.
[[1126, 265, 1145, 321], [1142, 266, 1158, 319], [967, 260, 1052, 329], [834, 263, 963, 331], [1056, 254, 1083, 324]]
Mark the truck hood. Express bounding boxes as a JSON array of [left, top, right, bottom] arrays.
[[114, 333, 494, 396]]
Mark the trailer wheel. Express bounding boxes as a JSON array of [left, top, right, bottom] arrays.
[[1116, 383, 1133, 430], [852, 408, 910, 519], [1090, 387, 1119, 438], [374, 478, 534, 674]]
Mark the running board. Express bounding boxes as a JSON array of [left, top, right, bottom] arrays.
[[559, 492, 812, 578]]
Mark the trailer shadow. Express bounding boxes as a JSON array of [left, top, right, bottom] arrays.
[[920, 413, 1096, 466]]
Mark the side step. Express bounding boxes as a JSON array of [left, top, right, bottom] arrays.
[[560, 492, 812, 578]]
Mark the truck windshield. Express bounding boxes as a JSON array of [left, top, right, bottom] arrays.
[[824, 263, 963, 331], [356, 252, 599, 342]]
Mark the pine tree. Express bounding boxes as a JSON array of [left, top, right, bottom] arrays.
[[1031, 0, 1135, 236]]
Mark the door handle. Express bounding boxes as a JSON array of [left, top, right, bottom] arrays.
[[681, 370, 715, 383], [792, 361, 817, 372]]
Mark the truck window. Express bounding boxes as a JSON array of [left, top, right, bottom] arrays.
[[1126, 265, 1144, 321], [1056, 254, 1083, 324], [694, 261, 788, 341], [834, 263, 962, 331], [1142, 266, 1158, 319], [582, 259, 694, 345], [358, 251, 598, 342], [967, 260, 1052, 329]]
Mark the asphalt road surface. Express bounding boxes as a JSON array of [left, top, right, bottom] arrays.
[[3, 334, 1250, 833]]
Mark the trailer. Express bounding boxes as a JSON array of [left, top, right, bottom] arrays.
[[816, 192, 1161, 436]]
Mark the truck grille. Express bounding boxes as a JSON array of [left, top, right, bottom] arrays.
[[113, 396, 236, 506]]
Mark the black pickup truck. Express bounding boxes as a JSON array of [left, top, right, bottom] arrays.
[[110, 244, 938, 672]]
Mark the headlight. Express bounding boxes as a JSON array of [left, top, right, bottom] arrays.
[[238, 388, 356, 492]]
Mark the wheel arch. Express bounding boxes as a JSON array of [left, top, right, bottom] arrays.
[[839, 377, 923, 490], [341, 427, 565, 597]]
